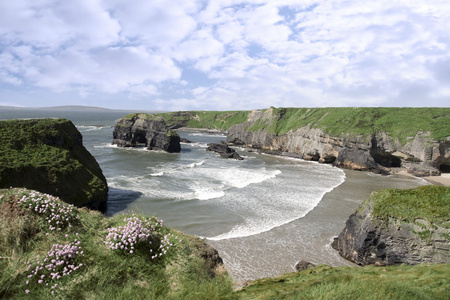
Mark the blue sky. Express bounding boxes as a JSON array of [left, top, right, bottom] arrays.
[[0, 0, 449, 111]]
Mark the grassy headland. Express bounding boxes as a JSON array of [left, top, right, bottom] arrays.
[[0, 119, 108, 209], [139, 107, 450, 144]]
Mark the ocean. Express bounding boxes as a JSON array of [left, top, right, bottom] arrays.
[[0, 108, 429, 282]]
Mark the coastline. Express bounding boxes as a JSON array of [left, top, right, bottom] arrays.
[[208, 168, 428, 284], [393, 170, 450, 187]]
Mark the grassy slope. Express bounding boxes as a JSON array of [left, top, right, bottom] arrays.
[[0, 188, 236, 300], [2, 188, 449, 299], [237, 264, 450, 300], [130, 107, 450, 144]]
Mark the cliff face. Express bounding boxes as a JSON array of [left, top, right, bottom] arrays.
[[113, 113, 181, 153], [0, 119, 108, 211], [226, 108, 450, 176], [331, 186, 450, 266]]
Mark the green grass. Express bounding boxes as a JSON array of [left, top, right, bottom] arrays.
[[369, 185, 450, 225], [129, 107, 450, 144], [1, 188, 449, 299], [123, 111, 250, 131], [0, 119, 107, 208], [238, 264, 450, 300], [0, 188, 236, 300]]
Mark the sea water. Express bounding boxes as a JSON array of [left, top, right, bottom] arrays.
[[0, 109, 428, 282]]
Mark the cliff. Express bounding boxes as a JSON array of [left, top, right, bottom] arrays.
[[0, 119, 108, 211], [225, 107, 450, 176], [331, 185, 450, 266], [112, 113, 181, 153]]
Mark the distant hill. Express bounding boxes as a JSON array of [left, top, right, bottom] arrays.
[[0, 105, 165, 113]]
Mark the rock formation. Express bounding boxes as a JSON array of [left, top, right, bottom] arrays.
[[0, 119, 108, 211], [206, 142, 244, 160], [112, 113, 181, 153], [225, 108, 450, 176], [331, 186, 450, 266]]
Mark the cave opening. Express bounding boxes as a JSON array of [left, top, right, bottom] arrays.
[[439, 164, 450, 173], [133, 132, 148, 148], [370, 149, 402, 168]]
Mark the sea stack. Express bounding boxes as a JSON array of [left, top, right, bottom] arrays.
[[112, 113, 181, 153]]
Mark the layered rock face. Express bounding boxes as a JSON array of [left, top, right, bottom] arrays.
[[226, 108, 450, 176], [113, 114, 181, 153], [0, 119, 108, 211], [331, 186, 450, 266]]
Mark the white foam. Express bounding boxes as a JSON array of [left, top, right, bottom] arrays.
[[76, 125, 106, 132], [150, 172, 164, 177], [207, 166, 346, 240], [187, 161, 205, 168], [189, 132, 225, 138]]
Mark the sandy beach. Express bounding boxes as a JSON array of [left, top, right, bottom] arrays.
[[423, 173, 450, 186], [393, 170, 450, 187]]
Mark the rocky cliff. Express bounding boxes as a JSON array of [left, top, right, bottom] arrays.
[[225, 107, 450, 176], [0, 119, 108, 211], [331, 185, 450, 266], [113, 113, 181, 153]]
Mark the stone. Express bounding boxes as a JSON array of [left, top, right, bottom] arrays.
[[206, 141, 244, 160], [294, 260, 316, 271], [112, 113, 181, 153], [331, 186, 450, 266]]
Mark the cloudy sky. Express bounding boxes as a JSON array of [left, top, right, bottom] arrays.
[[1, 0, 449, 111]]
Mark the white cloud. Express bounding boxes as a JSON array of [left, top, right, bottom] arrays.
[[0, 0, 449, 109]]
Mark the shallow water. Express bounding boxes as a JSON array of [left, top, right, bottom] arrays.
[[0, 109, 429, 282]]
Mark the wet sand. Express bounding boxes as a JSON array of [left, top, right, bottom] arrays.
[[208, 169, 430, 285]]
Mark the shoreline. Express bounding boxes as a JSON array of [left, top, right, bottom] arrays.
[[393, 170, 450, 187]]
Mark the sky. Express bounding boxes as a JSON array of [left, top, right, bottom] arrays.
[[0, 0, 449, 111]]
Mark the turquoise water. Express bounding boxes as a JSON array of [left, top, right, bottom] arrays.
[[0, 108, 428, 281]]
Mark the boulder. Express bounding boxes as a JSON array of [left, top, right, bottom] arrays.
[[331, 186, 450, 266], [206, 142, 243, 160], [112, 113, 181, 153], [294, 260, 316, 271], [0, 119, 108, 211]]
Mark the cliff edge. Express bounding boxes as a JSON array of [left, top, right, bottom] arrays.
[[225, 107, 450, 176], [0, 119, 108, 211], [331, 185, 450, 266]]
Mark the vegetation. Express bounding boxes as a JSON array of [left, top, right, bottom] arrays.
[[254, 107, 450, 143], [237, 264, 450, 300], [369, 185, 450, 225], [1, 188, 449, 299], [126, 107, 450, 144], [123, 110, 250, 131], [0, 119, 107, 208], [0, 188, 236, 299]]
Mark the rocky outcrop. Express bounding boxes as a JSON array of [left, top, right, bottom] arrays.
[[112, 113, 181, 153], [226, 108, 450, 176], [294, 260, 316, 271], [0, 119, 108, 211], [207, 142, 244, 160], [331, 186, 450, 266]]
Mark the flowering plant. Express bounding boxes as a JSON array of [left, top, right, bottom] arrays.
[[17, 190, 79, 232], [24, 239, 84, 294], [105, 214, 180, 259]]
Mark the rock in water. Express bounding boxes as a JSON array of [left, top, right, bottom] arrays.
[[206, 141, 244, 160], [0, 119, 108, 211], [331, 185, 450, 266], [112, 113, 181, 153]]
